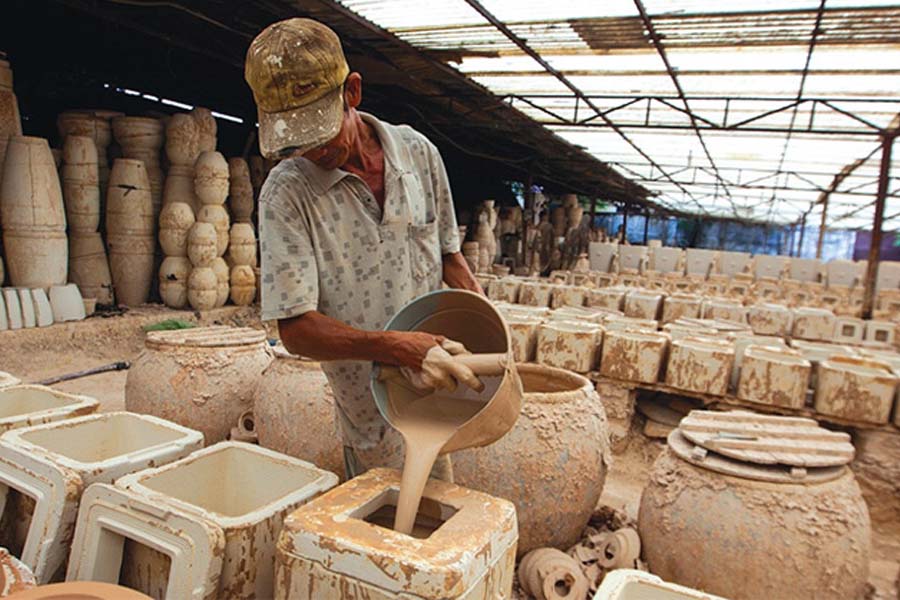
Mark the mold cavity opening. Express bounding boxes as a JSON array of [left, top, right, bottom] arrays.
[[120, 539, 171, 600], [0, 485, 35, 557], [554, 573, 574, 596], [351, 488, 458, 540], [875, 330, 889, 342], [841, 325, 855, 337], [92, 528, 172, 600]]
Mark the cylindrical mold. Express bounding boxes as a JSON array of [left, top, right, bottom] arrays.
[[254, 346, 344, 477], [158, 201, 195, 257], [453, 363, 610, 555], [187, 266, 218, 310], [125, 326, 272, 444], [158, 256, 191, 309], [229, 265, 256, 306], [69, 231, 114, 305], [1, 136, 68, 288]]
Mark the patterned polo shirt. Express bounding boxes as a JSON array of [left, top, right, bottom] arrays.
[[259, 112, 461, 456]]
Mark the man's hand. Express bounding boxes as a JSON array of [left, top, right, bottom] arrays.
[[384, 330, 446, 369], [399, 339, 484, 393], [442, 252, 484, 296]]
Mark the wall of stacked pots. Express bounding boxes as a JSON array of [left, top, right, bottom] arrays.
[[0, 57, 273, 327]]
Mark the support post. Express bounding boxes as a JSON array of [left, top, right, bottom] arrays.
[[643, 212, 650, 245], [621, 206, 629, 243], [862, 131, 896, 319], [590, 197, 598, 232], [816, 196, 829, 259], [797, 214, 807, 257]]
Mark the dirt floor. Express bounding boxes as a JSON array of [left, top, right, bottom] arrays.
[[1, 304, 898, 599]]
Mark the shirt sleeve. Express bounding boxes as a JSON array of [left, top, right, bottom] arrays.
[[258, 187, 320, 322], [426, 142, 461, 255]]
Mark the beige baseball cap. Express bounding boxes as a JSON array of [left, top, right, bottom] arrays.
[[245, 18, 350, 159]]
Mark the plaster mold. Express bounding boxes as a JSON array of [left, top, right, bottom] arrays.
[[737, 345, 811, 409], [536, 321, 602, 373], [600, 330, 669, 384], [0, 412, 202, 582], [665, 338, 734, 396], [274, 468, 518, 599]]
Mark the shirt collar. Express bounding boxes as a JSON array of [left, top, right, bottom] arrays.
[[293, 112, 403, 194]]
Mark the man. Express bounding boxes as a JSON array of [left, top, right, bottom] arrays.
[[244, 18, 483, 478]]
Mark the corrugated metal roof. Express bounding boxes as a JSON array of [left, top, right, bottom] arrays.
[[336, 0, 900, 229]]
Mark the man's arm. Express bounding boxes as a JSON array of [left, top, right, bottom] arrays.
[[278, 310, 445, 368], [442, 252, 484, 295]]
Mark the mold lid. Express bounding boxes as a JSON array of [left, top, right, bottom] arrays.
[[146, 325, 266, 348], [670, 410, 854, 484]]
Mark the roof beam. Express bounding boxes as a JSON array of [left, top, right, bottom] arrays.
[[461, 0, 708, 215], [634, 0, 738, 218]]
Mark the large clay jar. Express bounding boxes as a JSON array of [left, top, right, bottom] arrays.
[[196, 204, 229, 256], [229, 264, 256, 306], [158, 201, 195, 257], [69, 231, 114, 305], [254, 345, 344, 477], [159, 256, 191, 309], [194, 151, 228, 205], [164, 113, 199, 167], [452, 363, 611, 555], [639, 414, 871, 600], [190, 106, 217, 153], [61, 136, 100, 233], [187, 266, 217, 310], [112, 116, 164, 216], [125, 326, 272, 444], [0, 136, 68, 288], [106, 159, 154, 306], [228, 157, 254, 222], [210, 256, 230, 308], [57, 110, 112, 193], [187, 222, 217, 267], [227, 222, 257, 266]]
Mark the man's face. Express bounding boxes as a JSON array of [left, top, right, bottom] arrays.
[[300, 107, 352, 171]]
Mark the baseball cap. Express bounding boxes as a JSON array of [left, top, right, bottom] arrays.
[[245, 18, 350, 159]]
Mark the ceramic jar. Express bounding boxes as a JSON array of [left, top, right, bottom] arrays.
[[0, 136, 68, 288], [125, 326, 272, 444], [254, 345, 344, 477], [106, 159, 154, 306], [68, 231, 114, 305], [453, 363, 611, 555], [639, 422, 870, 600]]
